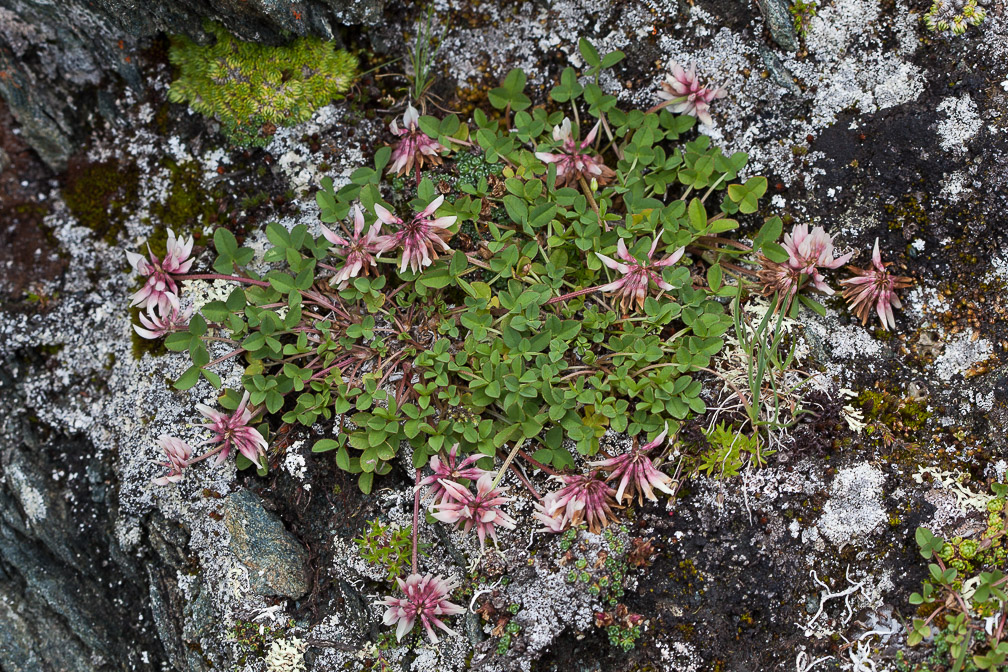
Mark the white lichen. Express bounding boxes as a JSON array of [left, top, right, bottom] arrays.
[[817, 463, 886, 549], [265, 637, 307, 672], [936, 94, 982, 153]]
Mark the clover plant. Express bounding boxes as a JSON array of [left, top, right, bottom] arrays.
[[139, 39, 792, 495], [904, 483, 1008, 670]]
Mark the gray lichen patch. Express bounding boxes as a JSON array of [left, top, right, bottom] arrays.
[[816, 463, 887, 550]]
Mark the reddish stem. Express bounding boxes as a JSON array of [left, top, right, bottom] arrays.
[[509, 464, 542, 500], [206, 347, 245, 368], [517, 448, 559, 476], [308, 356, 355, 383], [545, 284, 606, 306], [412, 468, 421, 575], [183, 443, 227, 467]]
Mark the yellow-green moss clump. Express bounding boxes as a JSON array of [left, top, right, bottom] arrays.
[[63, 158, 140, 244], [167, 22, 357, 147]]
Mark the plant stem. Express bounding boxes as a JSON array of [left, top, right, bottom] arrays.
[[206, 347, 245, 368], [578, 175, 606, 231], [491, 442, 523, 490], [184, 443, 227, 467], [545, 283, 606, 305], [517, 448, 559, 476], [599, 113, 623, 161], [412, 468, 421, 575], [509, 464, 541, 499], [700, 173, 729, 203]]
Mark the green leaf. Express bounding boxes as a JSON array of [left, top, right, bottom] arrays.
[[242, 332, 266, 351], [488, 68, 531, 111], [173, 365, 201, 390], [707, 263, 722, 291], [201, 301, 230, 322], [915, 526, 945, 559], [267, 271, 297, 294], [214, 228, 238, 257], [164, 332, 191, 352], [687, 197, 707, 231], [188, 313, 207, 336], [550, 67, 583, 103], [727, 176, 767, 214], [313, 438, 341, 452], [201, 367, 222, 389], [752, 216, 783, 253], [374, 146, 392, 174], [762, 241, 789, 263], [600, 50, 625, 69], [797, 294, 826, 317], [578, 38, 600, 67], [190, 341, 209, 367]]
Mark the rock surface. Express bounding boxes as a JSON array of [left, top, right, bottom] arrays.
[[1, 0, 1007, 670], [0, 0, 384, 169], [223, 489, 310, 600]]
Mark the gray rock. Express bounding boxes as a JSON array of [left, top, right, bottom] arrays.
[[223, 488, 310, 599], [0, 0, 384, 169], [758, 0, 798, 52], [0, 435, 165, 671], [761, 46, 801, 96]]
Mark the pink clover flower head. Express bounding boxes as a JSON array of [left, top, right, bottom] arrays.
[[840, 238, 913, 330], [152, 435, 193, 486], [589, 424, 676, 505], [126, 228, 195, 314], [195, 391, 268, 469], [134, 305, 192, 340], [595, 232, 685, 312], [540, 472, 619, 533], [533, 489, 584, 533], [388, 104, 446, 177], [782, 224, 853, 294], [417, 444, 487, 505], [759, 224, 852, 312], [756, 256, 804, 313], [658, 62, 727, 126], [431, 473, 517, 550], [374, 196, 456, 274], [376, 573, 465, 643], [321, 204, 383, 289], [534, 118, 616, 188]]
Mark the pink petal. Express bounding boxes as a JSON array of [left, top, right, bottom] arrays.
[[374, 204, 400, 226], [421, 194, 445, 219], [595, 252, 630, 275]]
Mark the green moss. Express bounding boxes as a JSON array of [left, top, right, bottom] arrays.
[[239, 192, 269, 211], [167, 22, 358, 147], [858, 389, 931, 432], [63, 158, 140, 244], [882, 194, 930, 233], [147, 158, 220, 234]]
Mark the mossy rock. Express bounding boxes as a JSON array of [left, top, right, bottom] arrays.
[[62, 157, 140, 244]]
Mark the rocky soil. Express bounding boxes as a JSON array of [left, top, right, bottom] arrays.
[[1, 0, 1006, 671]]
